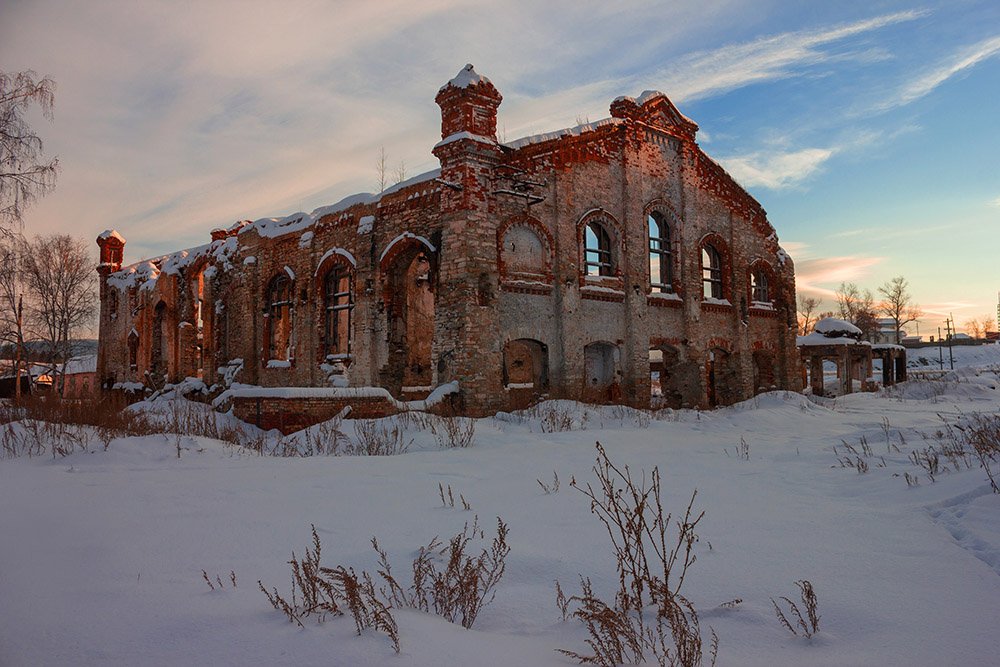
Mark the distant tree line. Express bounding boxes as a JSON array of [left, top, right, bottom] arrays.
[[1, 234, 95, 398], [797, 276, 923, 344]]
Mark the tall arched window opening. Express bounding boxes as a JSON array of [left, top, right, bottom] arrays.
[[584, 221, 613, 277], [266, 274, 294, 362], [751, 268, 769, 303], [648, 213, 672, 292], [323, 264, 353, 358], [702, 245, 723, 299]]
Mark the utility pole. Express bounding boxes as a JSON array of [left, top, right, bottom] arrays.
[[938, 327, 943, 370], [14, 295, 23, 404], [945, 315, 955, 370]]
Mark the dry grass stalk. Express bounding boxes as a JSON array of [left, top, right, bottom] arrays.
[[429, 414, 476, 448], [537, 471, 560, 494], [353, 419, 411, 456], [555, 579, 570, 621], [260, 518, 510, 651], [771, 580, 820, 639], [560, 442, 712, 667], [257, 524, 399, 651], [954, 413, 1000, 493]]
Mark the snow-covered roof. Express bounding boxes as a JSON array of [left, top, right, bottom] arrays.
[[108, 236, 237, 291], [503, 117, 625, 150], [242, 169, 442, 240], [797, 332, 871, 347], [63, 355, 97, 375], [814, 318, 863, 337], [439, 63, 491, 93]]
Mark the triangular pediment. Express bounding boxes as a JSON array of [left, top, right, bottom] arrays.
[[637, 92, 698, 139]]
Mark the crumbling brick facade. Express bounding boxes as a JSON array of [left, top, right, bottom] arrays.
[[96, 64, 800, 418]]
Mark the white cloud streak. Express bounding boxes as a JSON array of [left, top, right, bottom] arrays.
[[0, 3, 941, 257], [881, 34, 1000, 110], [716, 147, 834, 190]]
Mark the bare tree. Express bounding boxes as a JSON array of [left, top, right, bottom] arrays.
[[20, 235, 95, 392], [877, 276, 922, 344], [1, 71, 59, 234], [393, 159, 407, 186], [979, 314, 997, 338], [835, 282, 879, 341], [964, 318, 983, 340], [965, 315, 995, 340], [376, 146, 388, 194], [0, 235, 27, 401], [797, 294, 822, 335]]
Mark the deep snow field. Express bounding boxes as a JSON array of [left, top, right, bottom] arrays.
[[3, 345, 1000, 666]]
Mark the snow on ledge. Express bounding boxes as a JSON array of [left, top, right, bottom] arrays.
[[434, 131, 497, 150], [215, 381, 460, 413], [379, 232, 437, 263], [649, 291, 682, 301], [314, 247, 357, 274]]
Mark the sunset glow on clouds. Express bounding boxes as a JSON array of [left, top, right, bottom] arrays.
[[1, 0, 998, 334]]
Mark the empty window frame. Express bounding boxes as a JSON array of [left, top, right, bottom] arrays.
[[702, 245, 723, 300], [584, 221, 614, 277], [648, 213, 672, 292], [266, 274, 294, 361], [751, 267, 769, 303], [323, 264, 353, 357]]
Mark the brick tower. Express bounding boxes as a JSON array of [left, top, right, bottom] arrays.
[[431, 65, 505, 414], [95, 230, 125, 387]]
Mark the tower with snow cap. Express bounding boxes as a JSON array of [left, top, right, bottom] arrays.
[[431, 64, 506, 412]]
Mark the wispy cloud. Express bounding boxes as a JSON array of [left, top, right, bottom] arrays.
[[878, 34, 1000, 110], [794, 255, 884, 296], [827, 223, 957, 242], [717, 147, 834, 189], [655, 10, 927, 103], [990, 196, 1000, 208]]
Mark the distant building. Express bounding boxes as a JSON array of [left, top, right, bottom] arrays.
[[873, 318, 904, 345], [61, 355, 97, 399]]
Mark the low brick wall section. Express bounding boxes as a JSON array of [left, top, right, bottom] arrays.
[[232, 395, 399, 434]]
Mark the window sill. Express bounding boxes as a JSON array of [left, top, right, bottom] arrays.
[[500, 278, 553, 296], [701, 299, 732, 314], [581, 284, 625, 303], [648, 293, 683, 308]]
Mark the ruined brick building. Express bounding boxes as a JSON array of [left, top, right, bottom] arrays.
[[96, 64, 800, 421]]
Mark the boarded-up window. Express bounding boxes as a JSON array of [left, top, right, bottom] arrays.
[[502, 225, 546, 275]]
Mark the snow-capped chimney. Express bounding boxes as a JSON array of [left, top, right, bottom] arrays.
[[434, 64, 502, 141], [96, 229, 125, 273]]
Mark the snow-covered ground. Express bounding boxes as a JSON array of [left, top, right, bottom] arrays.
[[2, 345, 1000, 666]]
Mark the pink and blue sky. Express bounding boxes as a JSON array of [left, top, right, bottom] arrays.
[[2, 0, 998, 335]]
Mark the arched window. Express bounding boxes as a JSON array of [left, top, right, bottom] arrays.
[[585, 221, 613, 277], [501, 224, 547, 276], [323, 263, 353, 357], [266, 274, 294, 362], [648, 213, 672, 292], [751, 267, 769, 303], [128, 330, 139, 370], [702, 245, 723, 299], [108, 290, 118, 320]]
